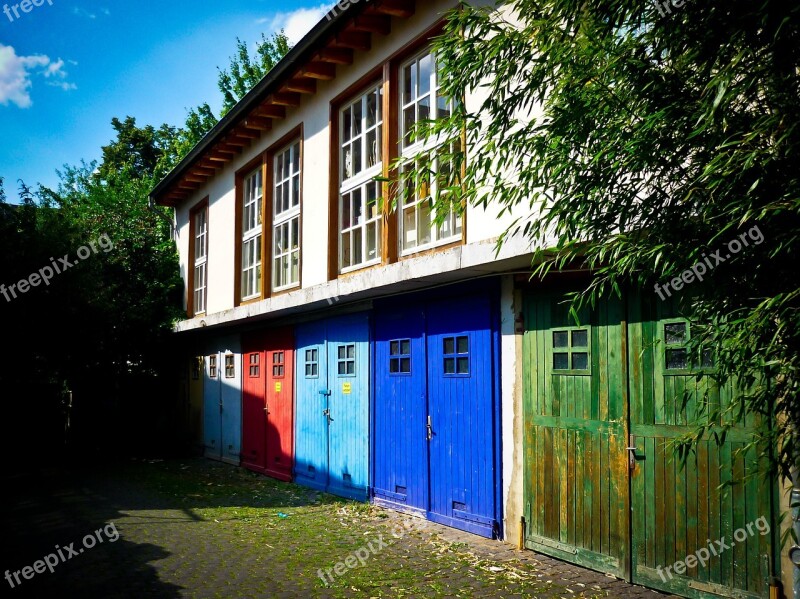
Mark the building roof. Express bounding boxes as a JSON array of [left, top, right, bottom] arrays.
[[150, 0, 416, 207]]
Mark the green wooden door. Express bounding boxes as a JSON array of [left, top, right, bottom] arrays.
[[523, 292, 630, 578], [628, 293, 774, 599], [523, 290, 775, 598]]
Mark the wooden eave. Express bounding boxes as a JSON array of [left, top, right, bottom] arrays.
[[151, 0, 416, 207]]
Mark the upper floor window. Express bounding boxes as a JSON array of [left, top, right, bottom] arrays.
[[272, 141, 301, 291], [399, 50, 461, 254], [189, 200, 208, 316], [241, 167, 263, 301], [339, 84, 383, 273]]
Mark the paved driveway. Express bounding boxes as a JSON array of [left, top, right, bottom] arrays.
[[1, 458, 672, 598]]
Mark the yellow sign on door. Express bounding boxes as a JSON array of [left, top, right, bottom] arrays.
[[275, 382, 282, 392], [342, 382, 352, 394]]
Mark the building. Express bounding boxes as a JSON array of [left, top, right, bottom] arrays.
[[150, 1, 788, 597]]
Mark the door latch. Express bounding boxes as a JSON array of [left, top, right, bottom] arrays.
[[323, 408, 333, 424], [626, 434, 640, 471], [426, 415, 433, 441]]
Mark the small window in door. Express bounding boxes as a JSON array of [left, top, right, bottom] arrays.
[[337, 344, 356, 376], [305, 348, 319, 378], [663, 320, 715, 372], [551, 327, 591, 374], [443, 335, 469, 376], [272, 352, 285, 377], [209, 355, 218, 378], [248, 353, 260, 377], [225, 354, 235, 379], [389, 339, 411, 375]]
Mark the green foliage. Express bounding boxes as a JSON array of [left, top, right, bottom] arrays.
[[410, 0, 800, 480], [218, 31, 291, 116]]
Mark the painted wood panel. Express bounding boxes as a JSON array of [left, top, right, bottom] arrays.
[[372, 291, 500, 538], [522, 291, 629, 577], [628, 292, 774, 599], [294, 313, 370, 501]]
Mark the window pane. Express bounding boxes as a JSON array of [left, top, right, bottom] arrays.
[[338, 346, 346, 359], [400, 358, 411, 373], [343, 106, 352, 143], [571, 330, 588, 348], [456, 357, 469, 374], [443, 337, 455, 355], [353, 97, 363, 137], [305, 349, 313, 362], [341, 230, 352, 268], [390, 341, 399, 356], [367, 129, 379, 168], [353, 227, 363, 265], [419, 54, 432, 96], [338, 362, 347, 375], [403, 63, 414, 104], [418, 200, 432, 245], [353, 188, 363, 225], [347, 345, 355, 359], [444, 358, 455, 374], [553, 331, 568, 348], [367, 90, 378, 128], [366, 221, 378, 261], [553, 353, 569, 370], [342, 192, 351, 229], [390, 359, 399, 373], [403, 105, 416, 146], [347, 361, 355, 375], [456, 336, 469, 354], [666, 348, 688, 370], [403, 206, 417, 249], [665, 322, 687, 345], [400, 340, 410, 355], [572, 352, 589, 370], [701, 348, 715, 368], [306, 364, 314, 377], [419, 94, 430, 123], [353, 136, 363, 176]]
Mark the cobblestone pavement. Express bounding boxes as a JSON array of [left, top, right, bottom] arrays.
[[1, 457, 675, 598]]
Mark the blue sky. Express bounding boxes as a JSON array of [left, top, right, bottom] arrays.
[[0, 0, 331, 203]]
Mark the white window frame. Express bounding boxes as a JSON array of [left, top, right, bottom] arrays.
[[241, 167, 263, 301], [272, 141, 302, 292], [339, 83, 384, 274], [399, 49, 462, 255], [192, 205, 208, 315]]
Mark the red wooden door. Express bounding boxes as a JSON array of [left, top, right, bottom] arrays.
[[264, 327, 294, 481], [242, 335, 267, 474]]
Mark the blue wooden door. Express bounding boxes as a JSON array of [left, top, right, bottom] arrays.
[[372, 306, 428, 515], [426, 296, 497, 537], [203, 352, 222, 460], [326, 313, 370, 501], [372, 292, 500, 538], [294, 321, 329, 491]]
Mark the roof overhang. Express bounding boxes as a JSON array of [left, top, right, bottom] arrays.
[[150, 0, 417, 207]]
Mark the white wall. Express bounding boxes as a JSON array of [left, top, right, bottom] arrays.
[[173, 0, 535, 318]]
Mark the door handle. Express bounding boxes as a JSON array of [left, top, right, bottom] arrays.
[[426, 415, 433, 441], [323, 408, 333, 424], [626, 435, 642, 471], [319, 389, 331, 397]]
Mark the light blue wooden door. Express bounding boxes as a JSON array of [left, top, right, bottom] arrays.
[[326, 313, 370, 501], [294, 320, 329, 491], [203, 352, 222, 461], [218, 336, 242, 466]]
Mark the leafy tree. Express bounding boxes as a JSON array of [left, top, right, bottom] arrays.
[[410, 0, 800, 481], [218, 31, 291, 116]]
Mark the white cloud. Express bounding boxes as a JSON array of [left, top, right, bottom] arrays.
[[72, 7, 96, 19], [0, 44, 76, 108], [257, 4, 333, 45]]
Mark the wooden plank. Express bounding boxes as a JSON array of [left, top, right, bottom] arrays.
[[332, 31, 372, 51], [301, 62, 337, 80], [269, 92, 301, 107], [317, 48, 354, 64], [256, 105, 287, 119], [373, 0, 416, 18], [282, 78, 317, 94], [351, 14, 391, 35]]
